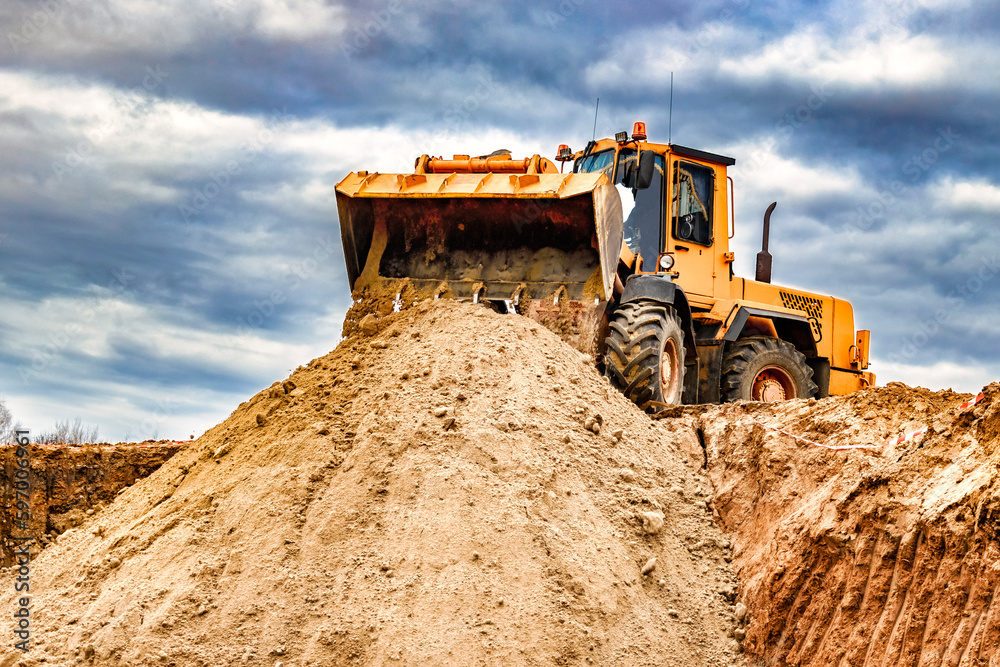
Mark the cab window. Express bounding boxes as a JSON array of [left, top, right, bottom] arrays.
[[672, 161, 714, 246], [575, 148, 666, 262], [573, 150, 615, 177], [617, 152, 665, 262]]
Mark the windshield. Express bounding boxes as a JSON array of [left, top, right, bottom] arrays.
[[573, 149, 615, 179], [575, 148, 665, 262]]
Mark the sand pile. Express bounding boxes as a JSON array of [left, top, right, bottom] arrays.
[[0, 299, 745, 667], [698, 383, 1000, 666], [10, 295, 994, 667]]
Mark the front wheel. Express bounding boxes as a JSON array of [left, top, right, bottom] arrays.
[[721, 337, 817, 402], [604, 300, 685, 411]]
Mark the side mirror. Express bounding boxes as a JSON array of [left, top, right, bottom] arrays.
[[634, 151, 655, 190], [620, 160, 635, 189]]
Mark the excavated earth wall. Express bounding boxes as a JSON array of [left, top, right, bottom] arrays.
[[0, 443, 181, 568], [697, 385, 1000, 667]]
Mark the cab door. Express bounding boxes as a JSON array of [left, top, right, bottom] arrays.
[[668, 159, 717, 298]]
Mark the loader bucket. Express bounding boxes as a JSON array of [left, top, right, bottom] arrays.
[[336, 170, 623, 355]]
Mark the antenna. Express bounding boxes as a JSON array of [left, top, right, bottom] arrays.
[[592, 97, 600, 141], [668, 72, 674, 144]]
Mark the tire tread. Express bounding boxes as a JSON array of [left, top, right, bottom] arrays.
[[721, 337, 817, 402], [604, 300, 685, 411]]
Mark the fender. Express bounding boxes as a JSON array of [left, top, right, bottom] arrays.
[[719, 306, 827, 398], [620, 274, 700, 403], [725, 306, 819, 358]]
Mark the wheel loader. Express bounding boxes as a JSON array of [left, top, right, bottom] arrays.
[[336, 122, 874, 409]]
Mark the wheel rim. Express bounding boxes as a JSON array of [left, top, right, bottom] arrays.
[[751, 365, 796, 402], [660, 338, 681, 399]]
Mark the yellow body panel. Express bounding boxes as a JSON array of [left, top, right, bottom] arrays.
[[732, 279, 862, 372], [831, 369, 875, 394]]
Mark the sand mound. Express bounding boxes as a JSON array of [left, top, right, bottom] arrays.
[[1, 300, 744, 666], [701, 383, 1000, 666], [10, 297, 996, 667]]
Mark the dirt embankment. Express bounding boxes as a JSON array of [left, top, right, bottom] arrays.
[[0, 443, 181, 568], [0, 300, 745, 667], [701, 385, 1000, 666], [3, 297, 998, 667]]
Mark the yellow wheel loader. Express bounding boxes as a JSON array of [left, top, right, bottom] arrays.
[[336, 123, 874, 409]]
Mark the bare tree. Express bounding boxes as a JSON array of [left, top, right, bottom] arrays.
[[36, 417, 100, 445], [0, 400, 101, 445], [0, 397, 24, 445]]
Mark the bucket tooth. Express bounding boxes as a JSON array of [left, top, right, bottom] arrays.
[[511, 283, 527, 306], [471, 282, 486, 304]]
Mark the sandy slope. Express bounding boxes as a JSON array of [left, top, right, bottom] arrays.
[[0, 300, 745, 667], [8, 297, 995, 667]]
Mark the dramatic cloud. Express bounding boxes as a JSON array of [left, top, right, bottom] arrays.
[[1, 0, 998, 439]]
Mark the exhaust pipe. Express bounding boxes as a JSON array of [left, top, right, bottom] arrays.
[[755, 202, 776, 283]]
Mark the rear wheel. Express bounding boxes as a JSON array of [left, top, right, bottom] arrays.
[[605, 300, 685, 411], [722, 337, 817, 402]]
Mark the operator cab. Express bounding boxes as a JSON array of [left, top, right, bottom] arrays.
[[570, 123, 735, 300]]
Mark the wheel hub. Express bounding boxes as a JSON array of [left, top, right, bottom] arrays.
[[751, 367, 795, 402], [754, 377, 785, 402], [660, 338, 680, 399]]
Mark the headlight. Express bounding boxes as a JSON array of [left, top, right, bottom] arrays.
[[658, 254, 675, 271]]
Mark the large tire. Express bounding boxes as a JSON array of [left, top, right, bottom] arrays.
[[722, 337, 817, 402], [605, 300, 685, 411]]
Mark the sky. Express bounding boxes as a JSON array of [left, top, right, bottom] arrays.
[[1, 0, 998, 441]]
